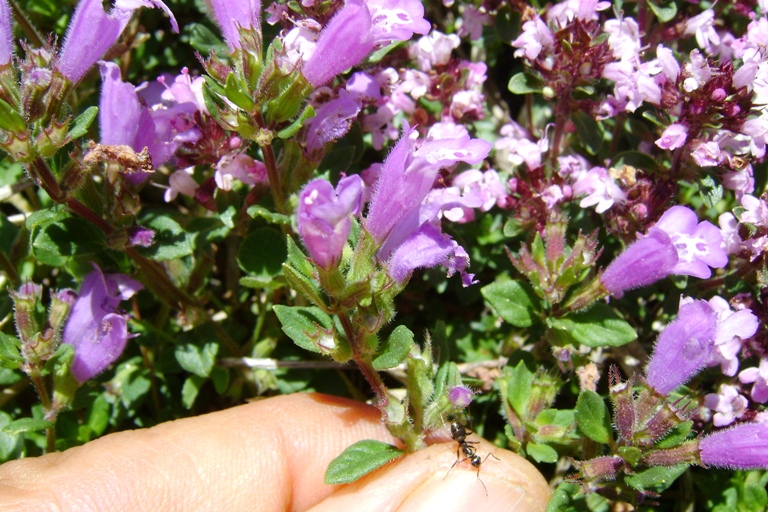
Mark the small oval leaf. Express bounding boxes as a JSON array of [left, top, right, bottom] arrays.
[[325, 440, 404, 484]]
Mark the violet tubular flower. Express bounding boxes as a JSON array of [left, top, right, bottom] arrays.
[[297, 175, 364, 270], [644, 299, 717, 396], [205, 0, 261, 50], [364, 125, 490, 286], [0, 0, 11, 67], [699, 423, 768, 470], [63, 267, 143, 383], [601, 206, 727, 297], [58, 0, 178, 83], [98, 62, 204, 175], [302, 0, 429, 87]]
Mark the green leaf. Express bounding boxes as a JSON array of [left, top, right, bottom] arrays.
[[210, 366, 230, 394], [503, 359, 534, 418], [85, 394, 111, 439], [324, 440, 404, 484], [246, 205, 291, 225], [527, 442, 558, 463], [66, 106, 98, 141], [575, 390, 613, 444], [546, 304, 637, 347], [238, 227, 287, 278], [0, 214, 20, 255], [655, 420, 693, 449], [0, 332, 22, 366], [481, 279, 539, 327], [647, 0, 677, 22], [273, 305, 333, 353], [224, 72, 255, 112], [0, 98, 26, 133], [508, 72, 544, 94], [546, 482, 581, 512], [32, 216, 105, 258], [277, 105, 316, 139], [182, 375, 206, 409], [571, 111, 604, 155], [0, 412, 21, 460], [2, 417, 53, 435], [699, 174, 723, 209], [373, 325, 414, 370], [610, 151, 658, 173], [137, 214, 193, 261], [175, 340, 218, 378], [624, 465, 688, 492]]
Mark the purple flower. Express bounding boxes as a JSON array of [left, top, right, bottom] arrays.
[[601, 229, 678, 296], [305, 89, 362, 153], [297, 175, 364, 270], [386, 223, 473, 285], [601, 206, 727, 296], [654, 205, 728, 278], [301, 0, 374, 87], [99, 62, 201, 172], [655, 123, 688, 150], [205, 0, 261, 50], [302, 0, 428, 86], [58, 0, 177, 83], [448, 385, 475, 409], [644, 299, 717, 396], [365, 124, 490, 245], [127, 226, 155, 248], [63, 266, 143, 383], [699, 423, 768, 470], [0, 0, 11, 66]]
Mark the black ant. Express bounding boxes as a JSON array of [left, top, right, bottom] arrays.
[[445, 414, 499, 495]]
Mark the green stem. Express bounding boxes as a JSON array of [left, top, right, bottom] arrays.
[[338, 311, 388, 407], [0, 251, 20, 288], [253, 112, 287, 215], [29, 374, 55, 453], [7, 0, 45, 48]]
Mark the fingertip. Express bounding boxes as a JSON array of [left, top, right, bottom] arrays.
[[311, 441, 550, 512]]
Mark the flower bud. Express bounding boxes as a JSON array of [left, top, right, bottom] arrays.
[[10, 282, 43, 344]]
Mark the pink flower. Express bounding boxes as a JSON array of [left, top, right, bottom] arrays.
[[164, 168, 199, 202], [571, 166, 626, 213], [740, 358, 768, 403], [214, 154, 267, 190], [512, 17, 554, 62], [684, 9, 720, 49], [706, 295, 759, 376], [704, 384, 749, 427], [656, 123, 688, 150]]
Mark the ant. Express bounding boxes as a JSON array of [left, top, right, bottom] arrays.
[[445, 414, 499, 495]]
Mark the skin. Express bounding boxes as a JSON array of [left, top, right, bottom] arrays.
[[0, 393, 550, 511]]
